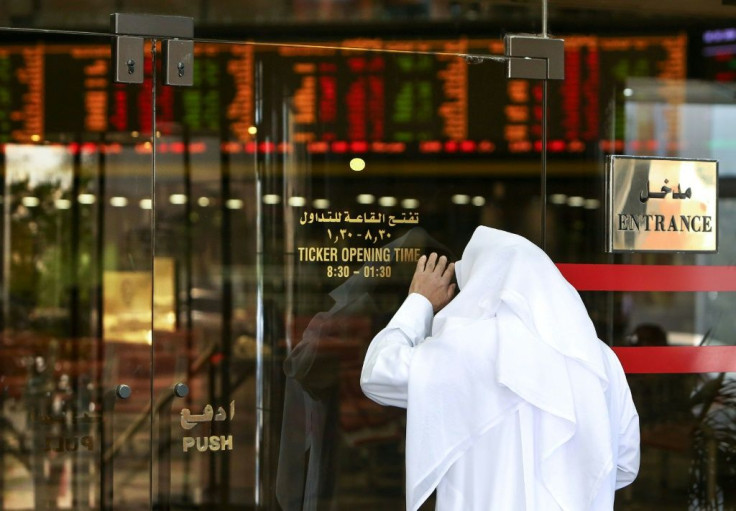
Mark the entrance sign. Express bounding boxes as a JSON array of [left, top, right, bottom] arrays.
[[605, 155, 718, 253]]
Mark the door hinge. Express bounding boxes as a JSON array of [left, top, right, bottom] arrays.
[[504, 34, 565, 80], [110, 13, 195, 87]]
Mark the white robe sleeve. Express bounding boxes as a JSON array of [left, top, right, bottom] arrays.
[[615, 378, 641, 489], [360, 293, 434, 408]]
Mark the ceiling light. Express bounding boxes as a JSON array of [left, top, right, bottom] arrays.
[[378, 196, 397, 207], [78, 193, 96, 205], [350, 158, 366, 171], [288, 196, 307, 207], [549, 194, 567, 205], [451, 194, 470, 205], [401, 198, 420, 209], [567, 196, 585, 207]]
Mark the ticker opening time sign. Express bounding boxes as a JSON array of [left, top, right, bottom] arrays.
[[606, 156, 718, 253]]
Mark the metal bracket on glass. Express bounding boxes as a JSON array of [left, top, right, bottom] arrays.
[[112, 35, 144, 84], [162, 39, 194, 87], [504, 34, 565, 80], [110, 13, 195, 87]]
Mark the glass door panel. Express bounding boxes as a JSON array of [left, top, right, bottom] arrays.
[[540, 26, 736, 510], [0, 31, 155, 510], [3, 9, 735, 511], [153, 38, 544, 509]]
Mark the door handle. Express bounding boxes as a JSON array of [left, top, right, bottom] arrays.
[[115, 384, 132, 399], [173, 382, 189, 398], [158, 382, 189, 510], [102, 383, 132, 508]]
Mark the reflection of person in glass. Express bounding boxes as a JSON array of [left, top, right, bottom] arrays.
[[276, 228, 452, 511], [361, 227, 640, 510]]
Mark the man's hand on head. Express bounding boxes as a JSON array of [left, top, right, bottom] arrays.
[[408, 253, 456, 313]]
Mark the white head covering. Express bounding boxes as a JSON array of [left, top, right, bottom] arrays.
[[406, 227, 613, 510]]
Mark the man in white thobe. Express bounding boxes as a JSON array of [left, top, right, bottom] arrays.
[[361, 227, 640, 510]]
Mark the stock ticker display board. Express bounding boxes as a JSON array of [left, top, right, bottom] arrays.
[[0, 35, 686, 157]]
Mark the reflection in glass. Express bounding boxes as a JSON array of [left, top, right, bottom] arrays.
[[277, 228, 453, 510], [0, 28, 734, 511]]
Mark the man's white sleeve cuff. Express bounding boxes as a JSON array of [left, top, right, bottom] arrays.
[[385, 293, 434, 346]]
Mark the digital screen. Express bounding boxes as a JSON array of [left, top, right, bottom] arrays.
[[701, 28, 736, 82], [0, 35, 687, 156]]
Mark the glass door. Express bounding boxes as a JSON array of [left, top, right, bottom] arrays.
[[0, 20, 558, 511], [0, 29, 156, 509], [540, 25, 736, 511], [3, 10, 735, 511], [151, 38, 545, 509]]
